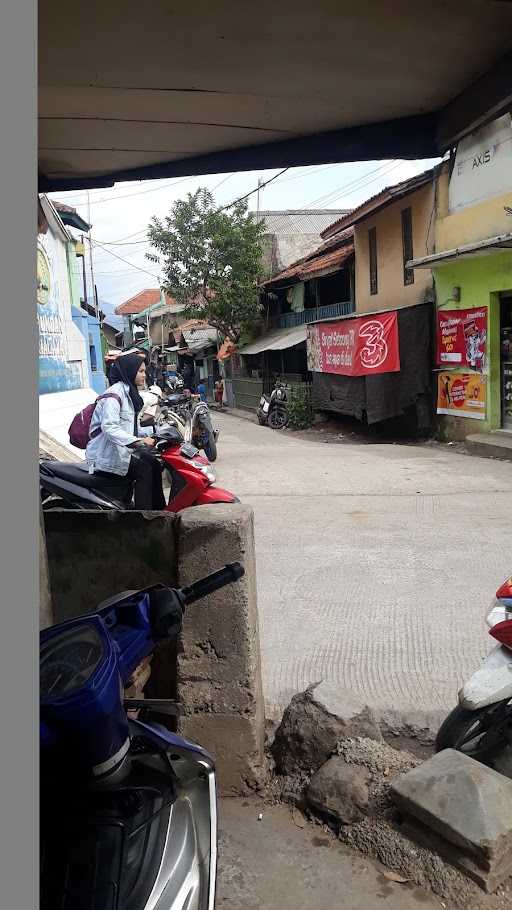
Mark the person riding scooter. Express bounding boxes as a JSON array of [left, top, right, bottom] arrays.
[[85, 352, 165, 509]]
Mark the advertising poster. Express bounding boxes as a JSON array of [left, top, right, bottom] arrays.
[[437, 371, 486, 420], [307, 311, 400, 377], [437, 307, 487, 371]]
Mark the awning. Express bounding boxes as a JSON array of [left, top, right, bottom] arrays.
[[408, 232, 512, 269], [239, 325, 307, 356]]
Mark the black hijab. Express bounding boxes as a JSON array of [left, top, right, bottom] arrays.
[[109, 353, 145, 415]]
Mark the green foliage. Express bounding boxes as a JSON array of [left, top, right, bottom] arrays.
[[146, 188, 265, 343], [287, 384, 313, 430]]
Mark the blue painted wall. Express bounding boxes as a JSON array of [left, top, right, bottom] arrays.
[[71, 306, 106, 394]]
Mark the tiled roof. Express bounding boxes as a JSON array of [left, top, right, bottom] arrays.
[[321, 167, 436, 239], [115, 288, 177, 315], [263, 228, 354, 287]]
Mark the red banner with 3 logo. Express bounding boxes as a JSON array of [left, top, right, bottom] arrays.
[[306, 312, 400, 376]]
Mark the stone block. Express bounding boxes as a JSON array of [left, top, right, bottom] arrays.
[[391, 749, 512, 893], [401, 817, 512, 894], [272, 681, 382, 775], [176, 504, 265, 795], [307, 756, 370, 824], [179, 713, 263, 797]]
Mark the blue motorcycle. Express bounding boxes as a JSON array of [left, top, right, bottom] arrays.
[[40, 562, 244, 910]]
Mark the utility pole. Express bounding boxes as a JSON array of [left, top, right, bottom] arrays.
[[86, 190, 99, 319], [80, 234, 88, 305], [256, 177, 263, 223]]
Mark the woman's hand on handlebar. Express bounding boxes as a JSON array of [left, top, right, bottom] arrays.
[[140, 437, 156, 448]]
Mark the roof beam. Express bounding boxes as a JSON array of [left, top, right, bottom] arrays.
[[38, 112, 437, 193], [437, 51, 512, 150]]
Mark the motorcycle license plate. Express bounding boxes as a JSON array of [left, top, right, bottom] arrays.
[[262, 402, 269, 413]]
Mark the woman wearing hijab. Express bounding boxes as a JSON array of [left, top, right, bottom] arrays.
[[86, 353, 166, 510]]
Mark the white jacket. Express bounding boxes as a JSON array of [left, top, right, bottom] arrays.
[[85, 382, 152, 475]]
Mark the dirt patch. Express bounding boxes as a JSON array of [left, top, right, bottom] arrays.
[[264, 734, 512, 908], [382, 730, 435, 762]]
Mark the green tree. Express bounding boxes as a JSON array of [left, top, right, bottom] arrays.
[[146, 188, 265, 343]]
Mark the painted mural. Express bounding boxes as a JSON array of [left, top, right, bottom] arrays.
[[38, 233, 83, 394]]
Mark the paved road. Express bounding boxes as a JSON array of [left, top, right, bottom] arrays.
[[212, 412, 512, 727]]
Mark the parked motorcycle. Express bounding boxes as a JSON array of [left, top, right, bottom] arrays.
[[436, 573, 512, 767], [143, 386, 219, 462], [41, 562, 245, 910], [257, 382, 289, 429], [40, 426, 237, 512]]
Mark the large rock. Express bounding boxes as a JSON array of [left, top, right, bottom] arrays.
[[272, 681, 382, 775], [391, 749, 512, 892], [307, 756, 370, 824]]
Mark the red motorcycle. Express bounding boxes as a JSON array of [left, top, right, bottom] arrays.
[[40, 427, 238, 513]]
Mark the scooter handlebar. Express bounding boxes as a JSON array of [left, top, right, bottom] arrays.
[[180, 563, 245, 605]]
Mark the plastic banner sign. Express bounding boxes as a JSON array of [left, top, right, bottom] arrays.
[[437, 371, 486, 420], [437, 307, 487, 371], [307, 312, 400, 377]]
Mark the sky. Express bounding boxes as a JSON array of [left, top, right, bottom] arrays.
[[49, 156, 440, 308]]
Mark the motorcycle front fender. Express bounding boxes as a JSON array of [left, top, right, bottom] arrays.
[[195, 486, 239, 505], [460, 644, 512, 710]]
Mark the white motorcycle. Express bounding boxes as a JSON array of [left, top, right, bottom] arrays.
[[141, 385, 219, 462], [436, 574, 512, 768]]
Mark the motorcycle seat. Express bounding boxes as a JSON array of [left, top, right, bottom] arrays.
[[41, 461, 130, 491]]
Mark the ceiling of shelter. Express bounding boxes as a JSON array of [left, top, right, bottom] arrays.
[[39, 0, 512, 190]]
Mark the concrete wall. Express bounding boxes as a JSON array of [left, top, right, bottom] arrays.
[[436, 190, 512, 251], [44, 505, 265, 795], [39, 507, 53, 629], [354, 181, 436, 315], [176, 505, 265, 796], [44, 511, 179, 621], [38, 227, 90, 394]]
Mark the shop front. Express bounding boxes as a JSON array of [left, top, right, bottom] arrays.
[[410, 245, 512, 440], [307, 303, 433, 432], [237, 324, 308, 409]]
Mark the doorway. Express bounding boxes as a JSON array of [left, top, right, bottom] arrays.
[[500, 293, 512, 430]]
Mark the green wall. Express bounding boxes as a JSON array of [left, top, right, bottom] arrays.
[[434, 251, 512, 433]]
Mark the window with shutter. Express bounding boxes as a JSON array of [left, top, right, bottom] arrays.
[[368, 227, 377, 295], [402, 207, 414, 286]]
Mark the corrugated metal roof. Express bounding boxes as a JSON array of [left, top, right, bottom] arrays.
[[239, 324, 306, 355], [182, 327, 217, 347], [321, 167, 436, 239], [257, 209, 349, 236]]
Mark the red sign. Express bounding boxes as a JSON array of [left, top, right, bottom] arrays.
[[437, 307, 487, 370], [307, 311, 400, 376]]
